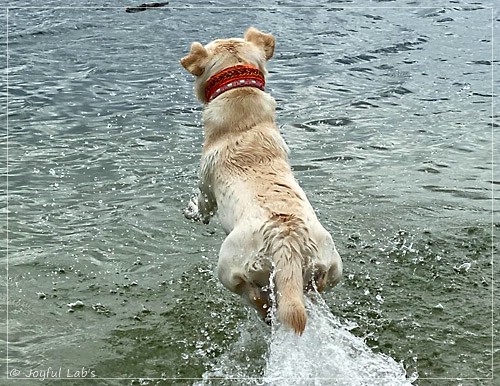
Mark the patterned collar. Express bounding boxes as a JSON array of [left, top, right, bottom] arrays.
[[204, 64, 266, 102]]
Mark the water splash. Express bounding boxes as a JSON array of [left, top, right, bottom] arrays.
[[196, 294, 416, 386], [263, 295, 415, 386]]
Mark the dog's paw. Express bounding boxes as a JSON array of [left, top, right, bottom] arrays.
[[183, 197, 201, 221]]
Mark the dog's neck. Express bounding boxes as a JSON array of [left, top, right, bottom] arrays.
[[202, 87, 277, 146], [204, 64, 265, 103]]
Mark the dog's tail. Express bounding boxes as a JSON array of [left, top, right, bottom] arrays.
[[263, 213, 315, 335], [274, 242, 307, 335]]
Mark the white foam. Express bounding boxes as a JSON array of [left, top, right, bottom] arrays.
[[196, 295, 417, 386]]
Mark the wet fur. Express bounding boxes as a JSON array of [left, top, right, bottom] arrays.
[[181, 27, 342, 335]]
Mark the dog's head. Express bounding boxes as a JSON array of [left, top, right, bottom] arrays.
[[180, 27, 275, 103]]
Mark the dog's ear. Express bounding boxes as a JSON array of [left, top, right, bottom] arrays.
[[244, 27, 275, 61], [180, 42, 208, 76]]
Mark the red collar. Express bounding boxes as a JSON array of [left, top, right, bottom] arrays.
[[205, 64, 265, 102]]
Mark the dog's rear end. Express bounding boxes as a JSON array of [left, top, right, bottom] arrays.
[[181, 27, 342, 335]]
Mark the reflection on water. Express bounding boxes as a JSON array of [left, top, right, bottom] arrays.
[[2, 0, 497, 383]]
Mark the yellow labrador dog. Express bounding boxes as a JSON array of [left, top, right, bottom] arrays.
[[181, 27, 342, 335]]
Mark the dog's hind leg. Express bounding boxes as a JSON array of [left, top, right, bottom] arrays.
[[236, 281, 271, 322], [217, 231, 272, 321]]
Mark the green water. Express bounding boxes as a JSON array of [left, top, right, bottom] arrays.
[[2, 1, 498, 385]]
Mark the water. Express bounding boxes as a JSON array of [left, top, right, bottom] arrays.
[[196, 295, 415, 386], [2, 0, 499, 385], [264, 297, 412, 386]]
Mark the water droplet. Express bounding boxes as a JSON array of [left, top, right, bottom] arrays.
[[453, 262, 471, 273]]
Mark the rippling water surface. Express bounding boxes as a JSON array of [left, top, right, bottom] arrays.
[[2, 1, 499, 385]]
